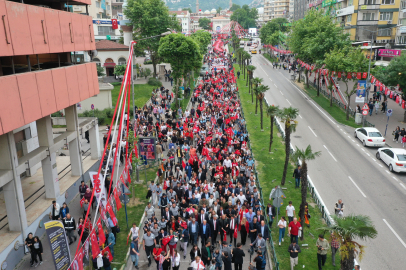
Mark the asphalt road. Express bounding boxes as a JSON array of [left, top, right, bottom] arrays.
[[248, 51, 406, 269]]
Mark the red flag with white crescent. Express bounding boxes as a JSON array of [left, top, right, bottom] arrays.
[[106, 202, 117, 226], [90, 230, 100, 259], [111, 19, 118, 30], [113, 188, 122, 211], [102, 246, 114, 262], [96, 218, 105, 244]]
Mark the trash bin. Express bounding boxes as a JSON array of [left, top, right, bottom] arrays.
[[355, 113, 362, 124]]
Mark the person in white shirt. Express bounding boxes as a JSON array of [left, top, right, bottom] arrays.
[[172, 249, 180, 270], [223, 157, 232, 174], [128, 223, 139, 240], [278, 216, 287, 246], [190, 256, 205, 270], [236, 191, 246, 204], [286, 201, 296, 223]]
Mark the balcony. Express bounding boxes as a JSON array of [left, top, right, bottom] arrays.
[[0, 0, 95, 57], [358, 20, 379, 25], [0, 63, 99, 136], [359, 4, 380, 9]]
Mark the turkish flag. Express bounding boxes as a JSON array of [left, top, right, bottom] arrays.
[[113, 189, 122, 211], [96, 218, 106, 244], [402, 100, 405, 109], [357, 72, 361, 79], [233, 226, 238, 239], [103, 246, 114, 262], [111, 19, 118, 30], [80, 197, 85, 208], [347, 72, 352, 79], [106, 202, 117, 226], [90, 230, 100, 259], [337, 72, 341, 78], [362, 72, 367, 79], [222, 229, 227, 242], [171, 92, 174, 98], [182, 160, 186, 169], [71, 248, 84, 270]]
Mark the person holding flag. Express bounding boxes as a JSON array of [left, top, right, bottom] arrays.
[[190, 256, 205, 270]]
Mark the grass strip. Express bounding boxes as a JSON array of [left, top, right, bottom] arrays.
[[111, 82, 154, 109], [235, 64, 340, 270]]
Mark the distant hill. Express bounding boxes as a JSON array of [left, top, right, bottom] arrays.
[[164, 0, 260, 13]]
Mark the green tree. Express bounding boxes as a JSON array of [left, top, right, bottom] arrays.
[[288, 9, 351, 90], [319, 215, 377, 270], [182, 7, 192, 13], [259, 21, 280, 44], [267, 105, 280, 152], [230, 3, 241, 11], [324, 47, 369, 120], [191, 30, 212, 55], [144, 68, 152, 79], [216, 6, 222, 14], [230, 5, 258, 29], [158, 33, 202, 108], [97, 65, 105, 76], [254, 84, 269, 130], [272, 17, 289, 32], [278, 107, 299, 186], [266, 31, 282, 46], [113, 65, 126, 76], [290, 145, 321, 239], [124, 0, 180, 76], [198, 17, 211, 30]]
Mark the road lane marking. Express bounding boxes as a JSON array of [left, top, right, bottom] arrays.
[[378, 164, 383, 167], [348, 176, 367, 198], [352, 140, 355, 142], [286, 99, 292, 105], [392, 176, 399, 182], [400, 183, 406, 190], [366, 153, 370, 156], [386, 170, 390, 174], [357, 144, 361, 147], [280, 91, 284, 96], [372, 158, 376, 162], [274, 83, 278, 88], [323, 145, 337, 162], [308, 126, 318, 137], [347, 135, 351, 138], [383, 219, 406, 248], [299, 115, 302, 119], [361, 148, 365, 152]]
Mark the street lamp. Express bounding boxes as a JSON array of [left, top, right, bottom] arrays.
[[345, 23, 400, 125]]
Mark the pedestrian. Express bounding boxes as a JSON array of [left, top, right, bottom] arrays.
[[293, 165, 301, 188], [128, 222, 140, 242], [334, 199, 345, 217], [180, 222, 189, 259], [239, 217, 249, 245], [190, 256, 205, 270], [60, 202, 69, 220], [374, 100, 380, 114], [368, 100, 374, 116], [316, 234, 329, 270], [393, 126, 401, 143], [209, 259, 216, 270], [221, 251, 232, 270], [103, 251, 112, 270], [251, 250, 265, 270], [79, 180, 88, 199], [130, 236, 140, 269], [62, 213, 77, 245], [149, 181, 158, 206], [153, 245, 163, 270], [250, 233, 266, 256], [232, 243, 245, 270], [288, 218, 301, 244], [143, 230, 156, 267], [286, 201, 295, 223], [201, 241, 212, 266], [278, 216, 287, 246], [25, 233, 35, 266], [356, 104, 361, 114], [330, 233, 339, 267], [288, 240, 301, 270], [106, 228, 116, 258], [31, 236, 43, 266], [190, 245, 201, 262], [237, 71, 240, 79], [172, 249, 180, 270], [402, 135, 406, 148], [49, 200, 60, 220]]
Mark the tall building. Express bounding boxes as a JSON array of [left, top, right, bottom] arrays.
[[273, 0, 291, 18], [0, 0, 100, 269], [169, 10, 192, 35], [264, 0, 275, 21], [294, 0, 308, 21]]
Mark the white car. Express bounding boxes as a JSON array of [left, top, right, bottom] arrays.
[[354, 127, 386, 147], [376, 148, 406, 172]]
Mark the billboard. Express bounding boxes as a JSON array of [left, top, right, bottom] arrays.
[[322, 0, 336, 7], [355, 80, 367, 103], [138, 137, 156, 160], [44, 221, 71, 270], [378, 49, 401, 58]]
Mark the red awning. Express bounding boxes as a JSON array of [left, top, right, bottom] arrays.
[[103, 63, 116, 67]]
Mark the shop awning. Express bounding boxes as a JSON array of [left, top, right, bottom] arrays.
[[103, 63, 116, 67]]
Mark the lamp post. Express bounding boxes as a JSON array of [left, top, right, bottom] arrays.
[[345, 23, 400, 126]]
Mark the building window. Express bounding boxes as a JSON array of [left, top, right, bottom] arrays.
[[97, 14, 101, 18], [377, 28, 392, 36], [363, 12, 375, 20], [118, 57, 126, 65], [380, 12, 393, 21], [381, 0, 394, 4], [93, 58, 101, 66], [97, 26, 116, 35], [346, 14, 352, 22], [96, 1, 100, 7], [365, 0, 376, 4]]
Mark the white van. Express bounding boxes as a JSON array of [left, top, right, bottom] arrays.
[[239, 40, 245, 47]]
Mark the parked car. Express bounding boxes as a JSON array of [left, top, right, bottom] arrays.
[[376, 148, 406, 172], [354, 127, 386, 147]]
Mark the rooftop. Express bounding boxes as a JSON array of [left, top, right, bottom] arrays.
[[96, 40, 129, 51]]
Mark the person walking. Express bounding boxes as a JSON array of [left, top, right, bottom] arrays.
[[102, 251, 112, 270], [130, 236, 140, 269], [250, 233, 266, 256], [286, 201, 296, 223], [374, 100, 380, 114], [181, 222, 189, 259], [278, 216, 287, 246], [330, 233, 340, 267], [25, 233, 36, 267], [63, 213, 77, 245], [143, 230, 156, 267], [221, 251, 232, 270], [316, 234, 329, 270], [190, 256, 205, 270], [288, 240, 301, 270], [334, 199, 345, 217], [106, 229, 116, 259], [232, 243, 245, 270], [172, 249, 180, 270], [49, 200, 60, 220], [239, 217, 249, 245], [288, 218, 301, 244], [201, 241, 212, 266], [31, 236, 44, 267], [393, 126, 401, 143], [293, 166, 301, 188]]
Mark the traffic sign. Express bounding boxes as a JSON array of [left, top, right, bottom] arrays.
[[362, 103, 369, 110], [386, 109, 393, 117], [362, 110, 368, 116], [91, 104, 94, 110]]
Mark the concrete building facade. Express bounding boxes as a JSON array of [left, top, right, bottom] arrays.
[[0, 0, 101, 269], [169, 10, 192, 35]]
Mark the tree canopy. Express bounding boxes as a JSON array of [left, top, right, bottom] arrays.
[[199, 17, 211, 30], [230, 5, 258, 29], [191, 30, 212, 55], [372, 53, 406, 95], [124, 0, 180, 75], [182, 7, 192, 13], [230, 3, 241, 11], [259, 18, 289, 44], [288, 9, 350, 64]]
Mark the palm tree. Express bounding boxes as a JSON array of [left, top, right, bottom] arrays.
[[254, 85, 269, 131], [290, 145, 321, 239], [242, 51, 251, 79], [267, 105, 279, 152], [319, 215, 377, 270], [252, 77, 263, 113], [236, 48, 244, 66], [278, 107, 299, 186], [246, 65, 256, 94]]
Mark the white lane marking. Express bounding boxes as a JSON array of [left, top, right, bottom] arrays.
[[386, 170, 390, 174], [323, 145, 337, 162], [274, 83, 278, 88], [352, 139, 355, 142], [340, 129, 343, 131], [378, 164, 383, 167], [372, 158, 376, 162], [286, 99, 292, 105], [361, 148, 365, 152], [356, 144, 361, 147], [383, 219, 406, 248], [400, 183, 406, 190], [348, 176, 367, 198], [392, 176, 399, 182], [280, 91, 284, 96], [299, 114, 303, 119], [308, 126, 318, 137], [366, 153, 370, 156], [347, 135, 351, 138]]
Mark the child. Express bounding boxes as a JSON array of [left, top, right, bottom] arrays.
[[402, 135, 406, 148]]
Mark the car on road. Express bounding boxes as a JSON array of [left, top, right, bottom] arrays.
[[376, 148, 406, 172], [251, 49, 257, 54], [247, 42, 252, 46], [354, 127, 386, 147], [199, 64, 209, 76]]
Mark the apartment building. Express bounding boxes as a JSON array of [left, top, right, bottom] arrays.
[[294, 0, 308, 20], [264, 0, 274, 22], [274, 0, 291, 18], [0, 0, 100, 269], [169, 10, 192, 35]]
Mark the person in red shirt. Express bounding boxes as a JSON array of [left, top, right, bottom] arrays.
[[288, 217, 302, 244]]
